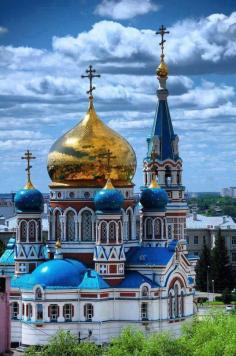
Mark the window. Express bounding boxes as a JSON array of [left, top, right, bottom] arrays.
[[63, 304, 74, 322], [154, 219, 161, 239], [232, 236, 236, 245], [141, 303, 148, 320], [194, 236, 199, 245], [127, 210, 132, 240], [35, 287, 42, 300], [174, 284, 179, 318], [26, 304, 33, 320], [49, 304, 59, 322], [100, 222, 107, 243], [36, 304, 43, 321], [84, 303, 94, 321], [109, 222, 116, 243], [180, 291, 184, 317], [168, 292, 174, 319], [66, 211, 75, 241], [11, 302, 19, 319], [29, 221, 36, 242], [81, 211, 92, 241], [146, 218, 153, 239], [203, 236, 206, 244], [141, 286, 149, 297], [20, 221, 27, 242], [55, 211, 61, 240], [193, 251, 199, 256], [232, 252, 236, 262], [185, 236, 189, 244]]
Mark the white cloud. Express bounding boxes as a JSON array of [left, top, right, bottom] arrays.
[[0, 26, 8, 35], [94, 0, 159, 20]]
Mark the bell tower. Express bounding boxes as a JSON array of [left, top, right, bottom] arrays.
[[143, 26, 188, 240]]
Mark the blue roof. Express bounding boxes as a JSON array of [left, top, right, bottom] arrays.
[[78, 269, 109, 289], [127, 246, 174, 266], [11, 259, 86, 289], [118, 271, 159, 288], [0, 238, 15, 265], [147, 100, 179, 162]]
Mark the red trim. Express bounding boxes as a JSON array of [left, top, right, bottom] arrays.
[[120, 292, 136, 297], [100, 293, 109, 298], [80, 293, 97, 298]]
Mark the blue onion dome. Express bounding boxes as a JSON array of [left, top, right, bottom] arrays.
[[14, 180, 44, 213], [140, 179, 168, 211], [94, 178, 124, 213], [12, 259, 86, 289]]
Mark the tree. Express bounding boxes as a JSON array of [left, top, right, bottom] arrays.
[[211, 230, 235, 292], [195, 243, 212, 292]]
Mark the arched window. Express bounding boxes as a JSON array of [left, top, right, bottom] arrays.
[[11, 302, 19, 319], [141, 286, 149, 297], [154, 219, 161, 239], [168, 292, 173, 319], [66, 211, 75, 241], [109, 222, 116, 243], [63, 304, 74, 321], [35, 287, 42, 300], [36, 304, 43, 321], [180, 291, 184, 317], [81, 211, 92, 241], [55, 211, 61, 240], [141, 302, 148, 320], [146, 218, 153, 239], [20, 221, 27, 242], [48, 304, 59, 322], [26, 304, 33, 320], [174, 284, 179, 318], [100, 222, 107, 244], [127, 209, 132, 240], [29, 221, 36, 242], [165, 166, 172, 186], [84, 303, 94, 321]]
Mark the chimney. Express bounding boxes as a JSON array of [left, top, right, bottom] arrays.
[[193, 211, 197, 221], [222, 216, 227, 224]]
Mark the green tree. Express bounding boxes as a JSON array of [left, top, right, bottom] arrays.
[[211, 230, 234, 292], [195, 243, 211, 292]]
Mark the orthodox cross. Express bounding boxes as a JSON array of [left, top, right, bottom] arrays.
[[21, 149, 36, 182], [156, 25, 169, 60], [99, 149, 116, 175], [81, 65, 101, 98]]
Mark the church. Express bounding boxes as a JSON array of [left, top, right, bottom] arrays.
[[0, 26, 195, 346]]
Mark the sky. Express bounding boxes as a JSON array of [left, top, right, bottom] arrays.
[[0, 0, 236, 193]]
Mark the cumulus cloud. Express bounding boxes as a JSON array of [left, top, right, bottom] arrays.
[[94, 0, 159, 20], [0, 26, 8, 35]]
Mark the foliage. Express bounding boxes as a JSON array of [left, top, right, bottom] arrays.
[[187, 195, 236, 218], [195, 243, 212, 292], [25, 330, 102, 356], [222, 288, 232, 304], [211, 230, 235, 292], [25, 314, 236, 356]]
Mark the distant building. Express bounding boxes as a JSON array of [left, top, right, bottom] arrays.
[[0, 275, 11, 353], [186, 213, 236, 271], [221, 187, 236, 198]]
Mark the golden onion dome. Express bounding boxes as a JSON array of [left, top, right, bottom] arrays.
[[47, 100, 137, 188], [156, 60, 168, 78]]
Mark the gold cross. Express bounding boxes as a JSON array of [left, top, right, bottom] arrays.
[[81, 65, 101, 98], [21, 150, 36, 184], [156, 25, 170, 60], [99, 149, 116, 175]]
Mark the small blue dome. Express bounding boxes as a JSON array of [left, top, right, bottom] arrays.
[[94, 179, 124, 213], [12, 259, 86, 289], [140, 185, 168, 211], [14, 187, 44, 213]]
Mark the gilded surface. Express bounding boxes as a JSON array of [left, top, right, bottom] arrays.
[[156, 60, 168, 78], [47, 101, 137, 187]]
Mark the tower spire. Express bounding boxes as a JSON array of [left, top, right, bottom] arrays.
[[81, 65, 101, 105], [156, 25, 169, 81], [21, 150, 36, 189]]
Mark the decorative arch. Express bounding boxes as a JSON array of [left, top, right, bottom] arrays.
[[126, 208, 133, 241], [153, 217, 162, 239], [100, 221, 107, 244], [108, 221, 117, 243], [145, 218, 153, 239], [141, 284, 149, 297], [165, 165, 172, 186], [65, 209, 76, 241], [53, 208, 62, 241], [19, 220, 27, 242], [28, 220, 37, 242], [80, 209, 93, 242]]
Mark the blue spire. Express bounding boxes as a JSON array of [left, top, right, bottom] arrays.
[[147, 98, 178, 162]]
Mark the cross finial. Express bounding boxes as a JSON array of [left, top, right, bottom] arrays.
[[99, 149, 116, 176], [21, 149, 36, 189], [81, 65, 101, 100], [156, 25, 169, 61]]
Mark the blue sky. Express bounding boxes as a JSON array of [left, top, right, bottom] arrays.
[[0, 0, 236, 193]]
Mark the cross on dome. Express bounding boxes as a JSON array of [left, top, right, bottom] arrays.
[[21, 149, 36, 189], [81, 65, 101, 100], [156, 25, 169, 61]]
